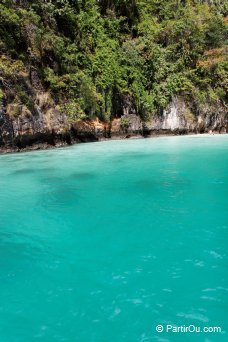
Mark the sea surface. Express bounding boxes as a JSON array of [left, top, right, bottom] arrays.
[[0, 135, 227, 342]]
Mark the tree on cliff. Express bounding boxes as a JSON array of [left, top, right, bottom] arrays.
[[0, 0, 227, 122]]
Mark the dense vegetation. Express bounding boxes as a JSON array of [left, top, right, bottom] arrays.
[[0, 0, 227, 123]]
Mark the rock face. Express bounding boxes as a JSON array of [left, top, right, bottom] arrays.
[[145, 97, 227, 134], [0, 92, 71, 151], [0, 95, 227, 152], [162, 98, 190, 130]]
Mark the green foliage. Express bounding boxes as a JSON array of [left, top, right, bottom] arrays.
[[0, 55, 25, 78], [120, 117, 130, 129], [60, 101, 86, 123], [205, 16, 227, 48], [0, 88, 4, 104], [0, 0, 227, 121]]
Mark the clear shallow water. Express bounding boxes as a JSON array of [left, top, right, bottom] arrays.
[[0, 135, 227, 342]]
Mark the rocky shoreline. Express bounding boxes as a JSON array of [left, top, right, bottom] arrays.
[[0, 129, 226, 154], [1, 96, 227, 154]]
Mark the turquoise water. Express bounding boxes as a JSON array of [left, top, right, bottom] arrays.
[[0, 135, 227, 342]]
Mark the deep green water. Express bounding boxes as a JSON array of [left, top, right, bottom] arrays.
[[0, 135, 227, 342]]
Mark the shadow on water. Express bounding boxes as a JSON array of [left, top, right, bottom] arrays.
[[69, 172, 97, 180], [0, 232, 44, 262], [36, 173, 93, 210], [38, 185, 83, 210], [11, 167, 56, 175]]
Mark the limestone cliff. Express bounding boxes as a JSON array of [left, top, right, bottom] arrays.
[[0, 94, 227, 153], [1, 1, 227, 152]]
